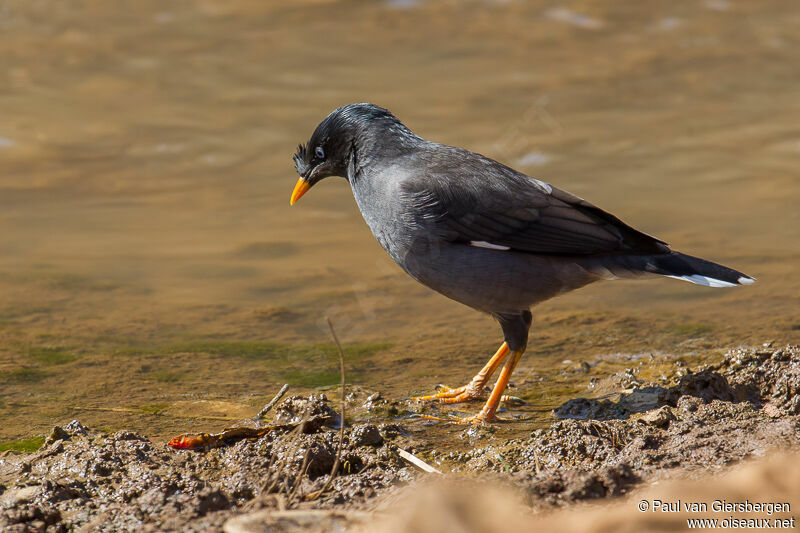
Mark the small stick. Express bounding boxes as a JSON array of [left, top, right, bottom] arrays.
[[288, 449, 312, 504], [255, 383, 290, 421], [323, 318, 346, 484], [304, 318, 346, 501], [534, 450, 542, 475], [398, 448, 443, 474], [266, 415, 308, 496]]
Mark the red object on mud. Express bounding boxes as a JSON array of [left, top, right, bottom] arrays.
[[168, 427, 272, 450], [168, 434, 209, 450]]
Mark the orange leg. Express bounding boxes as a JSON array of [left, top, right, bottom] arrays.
[[414, 342, 510, 404], [463, 348, 523, 424]]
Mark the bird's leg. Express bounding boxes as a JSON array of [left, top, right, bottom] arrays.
[[462, 348, 524, 424], [413, 342, 510, 404], [460, 310, 531, 423]]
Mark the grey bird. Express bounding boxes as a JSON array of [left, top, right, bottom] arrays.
[[290, 103, 754, 423]]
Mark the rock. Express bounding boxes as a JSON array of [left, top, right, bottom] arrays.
[[676, 396, 701, 415], [671, 370, 736, 404], [706, 345, 800, 416], [364, 392, 382, 406], [553, 398, 626, 420], [0, 485, 40, 505], [273, 395, 340, 432], [43, 480, 88, 503], [763, 403, 782, 418], [636, 406, 675, 427], [64, 420, 89, 436], [350, 425, 383, 447], [44, 426, 70, 446], [0, 504, 63, 532]]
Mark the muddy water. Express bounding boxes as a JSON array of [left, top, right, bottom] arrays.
[[0, 1, 798, 443]]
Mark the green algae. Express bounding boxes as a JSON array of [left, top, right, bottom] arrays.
[[2, 367, 49, 383], [148, 371, 186, 383], [0, 436, 45, 453], [27, 346, 78, 365], [114, 339, 391, 362], [140, 403, 170, 414]]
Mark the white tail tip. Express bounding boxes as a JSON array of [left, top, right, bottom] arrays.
[[666, 274, 735, 288]]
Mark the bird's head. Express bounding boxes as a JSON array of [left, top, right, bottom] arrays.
[[290, 103, 403, 205]]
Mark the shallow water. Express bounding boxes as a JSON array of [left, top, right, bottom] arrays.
[[0, 0, 798, 442]]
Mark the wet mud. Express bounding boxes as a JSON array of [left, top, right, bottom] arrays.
[[1, 344, 798, 532]]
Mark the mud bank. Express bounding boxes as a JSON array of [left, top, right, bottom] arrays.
[[1, 344, 798, 532]]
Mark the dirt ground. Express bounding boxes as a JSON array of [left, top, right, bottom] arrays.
[[2, 2, 799, 531], [1, 343, 798, 532]]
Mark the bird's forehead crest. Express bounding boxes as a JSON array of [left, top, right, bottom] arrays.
[[293, 143, 310, 175]]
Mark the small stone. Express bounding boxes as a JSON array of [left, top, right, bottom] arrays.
[[677, 395, 701, 414], [196, 487, 230, 515], [763, 403, 782, 418], [0, 485, 40, 505], [637, 406, 676, 427], [64, 420, 89, 436], [274, 395, 339, 432], [350, 425, 383, 447], [460, 424, 495, 441], [501, 395, 526, 407], [45, 426, 70, 446]]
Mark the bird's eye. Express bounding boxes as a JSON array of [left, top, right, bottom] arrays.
[[314, 146, 325, 160]]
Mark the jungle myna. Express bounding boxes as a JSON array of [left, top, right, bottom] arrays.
[[290, 103, 754, 423]]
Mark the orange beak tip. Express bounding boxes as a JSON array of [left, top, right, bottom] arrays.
[[290, 178, 311, 206]]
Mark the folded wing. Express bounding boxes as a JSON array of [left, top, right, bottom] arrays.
[[401, 151, 668, 256]]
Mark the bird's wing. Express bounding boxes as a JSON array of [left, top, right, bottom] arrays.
[[400, 151, 668, 256]]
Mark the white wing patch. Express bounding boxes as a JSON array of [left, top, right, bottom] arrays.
[[470, 240, 510, 251], [531, 178, 553, 194]]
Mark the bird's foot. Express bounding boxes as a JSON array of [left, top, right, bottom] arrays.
[[410, 410, 508, 425], [413, 343, 511, 405], [413, 382, 486, 404], [410, 413, 491, 424], [460, 413, 498, 425]]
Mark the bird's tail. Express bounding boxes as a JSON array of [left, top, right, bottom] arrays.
[[585, 251, 755, 288]]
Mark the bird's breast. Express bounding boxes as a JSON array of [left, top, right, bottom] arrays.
[[350, 173, 423, 267]]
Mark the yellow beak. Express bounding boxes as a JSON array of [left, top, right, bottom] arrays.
[[289, 178, 311, 206]]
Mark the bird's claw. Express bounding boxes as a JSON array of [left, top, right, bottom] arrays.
[[500, 394, 526, 407], [413, 383, 485, 404], [459, 413, 498, 425], [410, 412, 498, 425]]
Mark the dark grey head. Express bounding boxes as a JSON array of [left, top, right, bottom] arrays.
[[290, 103, 406, 205]]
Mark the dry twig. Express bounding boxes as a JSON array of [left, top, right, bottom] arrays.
[[304, 318, 347, 501], [255, 383, 290, 421], [397, 448, 443, 474]]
